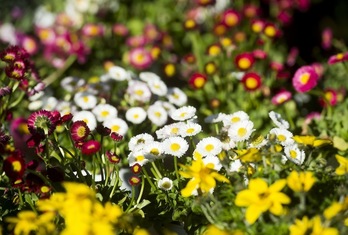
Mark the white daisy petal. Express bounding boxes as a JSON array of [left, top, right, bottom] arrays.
[[269, 127, 294, 146], [72, 110, 97, 131], [147, 104, 168, 127], [125, 107, 147, 124], [92, 103, 118, 122], [162, 136, 189, 158], [195, 137, 222, 157], [128, 133, 154, 152], [228, 120, 255, 142], [269, 111, 290, 129], [170, 106, 197, 121], [284, 144, 305, 165], [103, 117, 129, 136]]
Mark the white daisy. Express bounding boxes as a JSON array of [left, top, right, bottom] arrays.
[[157, 177, 173, 191], [155, 122, 185, 139], [139, 71, 161, 82], [222, 111, 249, 127], [269, 111, 290, 129], [128, 150, 149, 166], [143, 141, 164, 160], [179, 122, 202, 137], [125, 107, 147, 124], [41, 96, 58, 111], [166, 87, 187, 106], [228, 120, 255, 142], [56, 101, 77, 116], [203, 155, 222, 171], [103, 117, 129, 136], [195, 137, 222, 157], [72, 110, 97, 131], [162, 136, 189, 158], [230, 71, 245, 80], [283, 144, 305, 165], [170, 106, 197, 121], [147, 104, 168, 127], [60, 76, 86, 93], [74, 91, 98, 110], [126, 80, 152, 103], [229, 159, 243, 172], [92, 103, 118, 122], [204, 113, 226, 124], [269, 127, 294, 146], [128, 133, 154, 152], [147, 79, 168, 96], [108, 65, 129, 81], [154, 100, 176, 116]]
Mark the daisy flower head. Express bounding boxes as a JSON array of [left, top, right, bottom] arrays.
[[72, 110, 97, 131], [269, 111, 290, 129], [143, 141, 164, 160], [126, 80, 151, 103], [170, 106, 197, 121], [204, 113, 226, 124], [92, 103, 118, 122], [241, 72, 262, 91], [102, 117, 128, 136], [284, 144, 305, 165], [154, 100, 176, 116], [221, 9, 241, 27], [147, 104, 168, 127], [27, 110, 57, 136], [292, 65, 319, 93], [70, 120, 90, 142], [107, 65, 129, 81], [188, 72, 207, 89], [155, 122, 184, 139], [219, 128, 237, 150], [271, 90, 292, 105], [222, 111, 249, 127], [163, 136, 189, 158], [60, 76, 86, 93], [235, 52, 255, 71], [166, 87, 187, 107], [128, 149, 149, 166], [74, 91, 98, 110], [147, 79, 168, 96], [125, 107, 147, 124], [179, 122, 202, 137], [327, 52, 348, 65], [269, 127, 294, 146], [129, 47, 153, 70], [81, 140, 101, 155], [41, 97, 58, 111], [139, 71, 161, 82], [228, 120, 255, 142], [128, 133, 154, 152], [157, 177, 173, 191], [195, 137, 222, 157], [203, 155, 222, 171]]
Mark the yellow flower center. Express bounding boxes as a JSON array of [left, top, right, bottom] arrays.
[[165, 64, 175, 77], [170, 127, 179, 134], [299, 72, 310, 85], [193, 77, 206, 88], [264, 26, 276, 37], [135, 155, 145, 161], [252, 23, 263, 33], [111, 125, 120, 132], [290, 150, 297, 158], [238, 58, 251, 69], [186, 128, 195, 134], [208, 45, 221, 56], [277, 135, 286, 142], [154, 112, 162, 117], [238, 127, 247, 137], [12, 161, 22, 172], [336, 53, 344, 59], [226, 14, 238, 26], [83, 96, 89, 102], [185, 19, 196, 29], [170, 143, 180, 151], [150, 148, 160, 156], [135, 89, 144, 96], [101, 111, 109, 117], [245, 77, 258, 89], [231, 117, 240, 123], [77, 126, 86, 137], [205, 144, 214, 152]]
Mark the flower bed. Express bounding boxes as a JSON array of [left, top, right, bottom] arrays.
[[0, 0, 348, 234]]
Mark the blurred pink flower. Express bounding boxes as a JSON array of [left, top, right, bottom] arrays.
[[292, 65, 318, 93]]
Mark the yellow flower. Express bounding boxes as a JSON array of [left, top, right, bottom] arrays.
[[6, 211, 55, 235], [133, 227, 151, 235], [235, 178, 290, 224], [203, 224, 243, 235], [235, 148, 262, 163], [287, 171, 316, 192], [324, 202, 343, 220], [179, 155, 229, 197], [289, 216, 339, 235], [293, 135, 332, 147], [335, 155, 348, 175]]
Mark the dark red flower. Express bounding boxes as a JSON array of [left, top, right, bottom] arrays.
[[27, 110, 57, 136], [2, 152, 26, 182], [106, 151, 120, 164], [110, 132, 123, 141], [128, 176, 141, 186], [70, 121, 90, 142], [235, 52, 255, 70], [188, 72, 207, 89], [131, 163, 142, 174], [81, 140, 101, 155], [241, 72, 262, 91]]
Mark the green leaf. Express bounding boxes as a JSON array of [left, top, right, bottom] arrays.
[[333, 136, 348, 151]]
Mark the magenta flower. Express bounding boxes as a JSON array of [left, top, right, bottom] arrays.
[[272, 90, 292, 105], [292, 66, 319, 93], [328, 52, 348, 65], [81, 140, 101, 155], [70, 121, 90, 142], [319, 88, 338, 107], [129, 47, 153, 70], [27, 110, 57, 136]]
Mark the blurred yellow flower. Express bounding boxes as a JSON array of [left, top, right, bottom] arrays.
[[235, 148, 262, 162], [235, 178, 290, 224], [203, 224, 243, 235], [293, 135, 331, 147], [287, 171, 316, 192], [289, 216, 338, 235], [179, 155, 229, 197], [335, 155, 348, 175]]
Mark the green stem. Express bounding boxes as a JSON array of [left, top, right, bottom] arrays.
[[42, 55, 76, 86], [109, 166, 120, 199], [126, 186, 136, 212], [174, 156, 180, 183], [142, 168, 157, 190], [151, 162, 162, 179], [190, 32, 203, 72], [136, 176, 145, 204]]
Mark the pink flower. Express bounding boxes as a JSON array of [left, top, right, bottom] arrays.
[[292, 66, 318, 93], [328, 52, 348, 65], [81, 140, 101, 155], [129, 47, 153, 70], [70, 121, 90, 142], [271, 90, 292, 105], [319, 88, 338, 107], [321, 28, 332, 50], [27, 110, 57, 136]]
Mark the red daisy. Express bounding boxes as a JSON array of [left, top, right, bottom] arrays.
[[129, 47, 153, 70], [27, 110, 57, 136], [319, 88, 338, 107], [241, 72, 262, 91], [70, 121, 90, 142], [128, 176, 141, 186], [106, 151, 120, 164], [189, 72, 207, 89], [131, 163, 142, 174], [81, 140, 101, 155], [3, 152, 26, 182], [221, 9, 241, 28], [235, 52, 255, 71]]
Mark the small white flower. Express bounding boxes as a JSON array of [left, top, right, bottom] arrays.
[[222, 111, 249, 127], [143, 141, 164, 160], [74, 91, 98, 110], [269, 111, 290, 129], [42, 97, 58, 111], [103, 117, 129, 136], [162, 136, 189, 158], [108, 65, 129, 81], [127, 80, 152, 102], [154, 101, 176, 115], [195, 137, 222, 157], [228, 120, 255, 142], [155, 122, 185, 139], [60, 76, 86, 93], [125, 107, 147, 124], [203, 155, 222, 171], [128, 133, 154, 152], [179, 122, 202, 137], [128, 150, 149, 166], [147, 79, 168, 96], [92, 103, 118, 122], [147, 104, 168, 127], [170, 106, 197, 121], [204, 113, 226, 124], [139, 71, 161, 82], [229, 159, 243, 172], [157, 177, 173, 191], [230, 71, 245, 80], [284, 144, 305, 165], [166, 87, 187, 106], [72, 110, 97, 131], [56, 101, 77, 116], [269, 128, 294, 146]]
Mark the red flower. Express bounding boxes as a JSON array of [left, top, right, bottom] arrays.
[[263, 23, 280, 38], [27, 110, 57, 136], [129, 47, 153, 70], [81, 140, 101, 155], [235, 52, 255, 70], [221, 9, 241, 28], [3, 152, 26, 182], [131, 163, 142, 174], [110, 132, 123, 141], [319, 88, 338, 107], [106, 151, 120, 164], [241, 72, 262, 91], [129, 176, 141, 186], [196, 0, 216, 7], [271, 90, 292, 105], [189, 72, 207, 89], [328, 52, 348, 65], [70, 121, 90, 142]]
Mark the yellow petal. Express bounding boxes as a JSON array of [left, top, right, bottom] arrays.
[[248, 178, 268, 194], [245, 205, 264, 224], [235, 190, 260, 206], [200, 175, 216, 193], [181, 178, 200, 197], [269, 179, 286, 192]]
